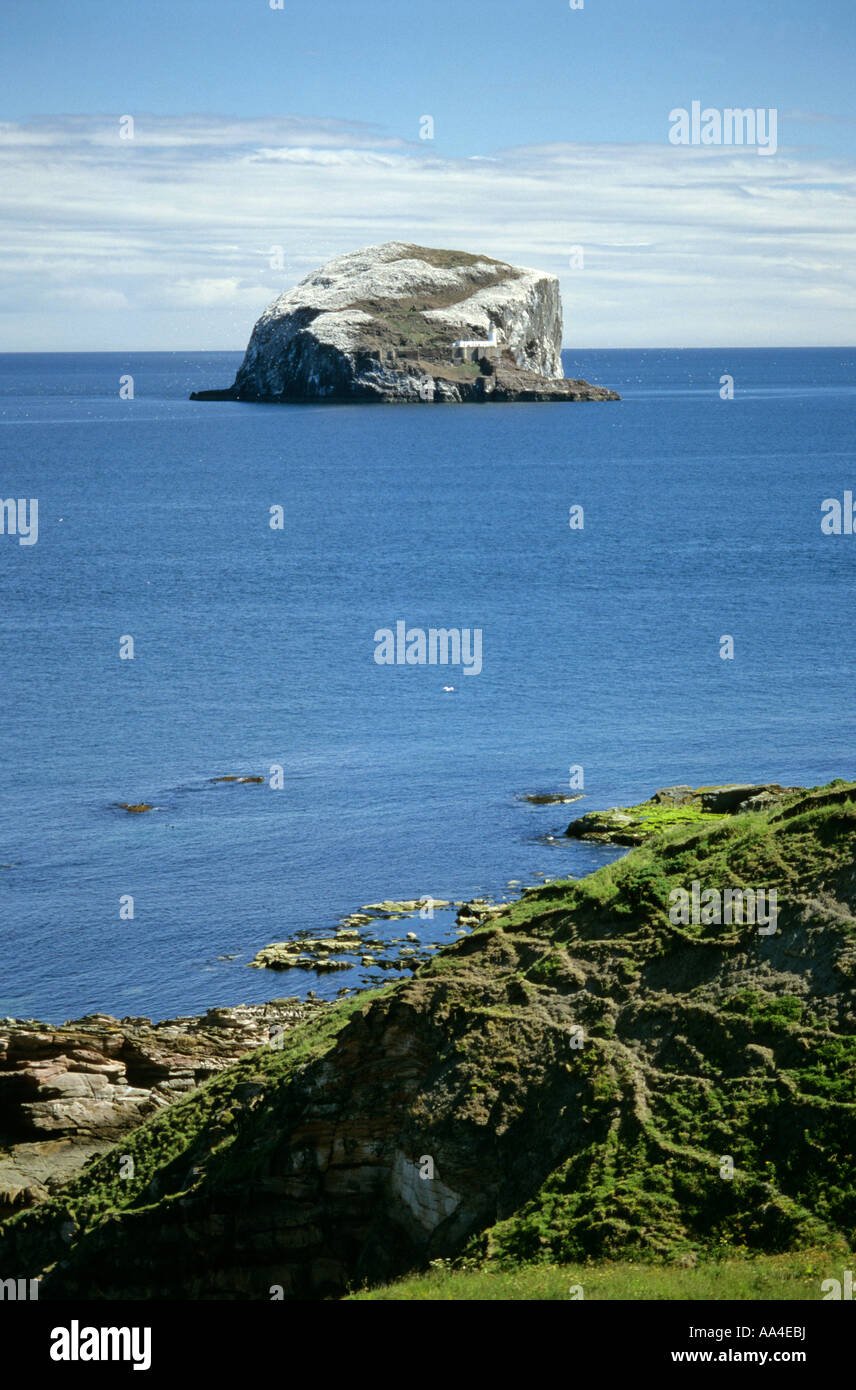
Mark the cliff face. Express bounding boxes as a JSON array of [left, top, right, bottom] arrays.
[[0, 1001, 325, 1213], [2, 780, 855, 1299], [190, 242, 619, 404]]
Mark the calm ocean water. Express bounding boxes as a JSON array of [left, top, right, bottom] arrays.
[[1, 347, 854, 1022]]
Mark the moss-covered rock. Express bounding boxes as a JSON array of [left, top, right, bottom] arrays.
[[565, 782, 800, 845]]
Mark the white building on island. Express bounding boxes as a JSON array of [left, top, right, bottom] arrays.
[[452, 326, 501, 351]]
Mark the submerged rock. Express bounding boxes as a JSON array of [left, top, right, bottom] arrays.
[[189, 242, 620, 406], [338, 913, 376, 930], [523, 793, 585, 805], [209, 775, 264, 784]]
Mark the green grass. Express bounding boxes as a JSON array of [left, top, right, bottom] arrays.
[[503, 790, 856, 945], [347, 1250, 850, 1301], [612, 804, 725, 836]]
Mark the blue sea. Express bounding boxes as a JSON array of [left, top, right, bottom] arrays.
[[1, 347, 854, 1023]]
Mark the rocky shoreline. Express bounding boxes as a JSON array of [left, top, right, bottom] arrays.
[[4, 779, 826, 1218], [248, 895, 509, 974], [0, 897, 513, 1213], [3, 776, 856, 1299], [0, 999, 327, 1212], [2, 780, 812, 1215]]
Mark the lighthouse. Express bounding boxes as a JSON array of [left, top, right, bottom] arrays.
[[452, 325, 501, 350]]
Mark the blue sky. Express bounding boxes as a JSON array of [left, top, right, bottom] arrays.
[[1, 0, 855, 348]]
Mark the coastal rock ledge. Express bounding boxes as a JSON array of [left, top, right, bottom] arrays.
[[190, 242, 620, 405]]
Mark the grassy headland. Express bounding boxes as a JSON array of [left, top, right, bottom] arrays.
[[2, 778, 855, 1299]]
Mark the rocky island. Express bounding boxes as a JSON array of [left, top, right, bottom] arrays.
[[190, 242, 620, 405]]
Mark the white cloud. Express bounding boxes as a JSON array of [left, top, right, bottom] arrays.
[[168, 277, 259, 307], [0, 114, 854, 348], [0, 113, 405, 150], [54, 287, 129, 310]]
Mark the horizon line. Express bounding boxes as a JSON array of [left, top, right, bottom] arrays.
[[1, 344, 854, 356]]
